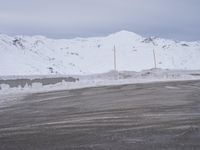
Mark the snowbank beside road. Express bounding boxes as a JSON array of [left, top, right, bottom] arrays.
[[1, 69, 200, 96]]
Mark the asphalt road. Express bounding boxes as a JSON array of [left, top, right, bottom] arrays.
[[0, 80, 200, 150]]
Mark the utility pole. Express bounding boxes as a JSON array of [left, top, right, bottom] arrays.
[[113, 45, 117, 71], [153, 49, 157, 69]]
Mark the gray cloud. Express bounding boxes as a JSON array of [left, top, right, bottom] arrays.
[[0, 0, 200, 41]]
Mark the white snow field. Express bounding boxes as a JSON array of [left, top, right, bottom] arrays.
[[1, 31, 200, 104], [1, 30, 200, 75]]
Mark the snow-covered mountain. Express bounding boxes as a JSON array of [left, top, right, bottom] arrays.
[[0, 30, 200, 75]]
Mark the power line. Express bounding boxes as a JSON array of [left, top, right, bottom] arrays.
[[113, 45, 117, 71], [153, 49, 157, 69]]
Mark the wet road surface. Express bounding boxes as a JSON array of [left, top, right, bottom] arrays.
[[0, 80, 200, 150]]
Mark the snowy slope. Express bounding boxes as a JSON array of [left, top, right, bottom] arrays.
[[0, 30, 200, 75]]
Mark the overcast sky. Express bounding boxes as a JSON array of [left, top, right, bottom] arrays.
[[0, 0, 200, 41]]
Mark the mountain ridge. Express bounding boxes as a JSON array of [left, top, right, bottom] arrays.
[[0, 30, 200, 75]]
